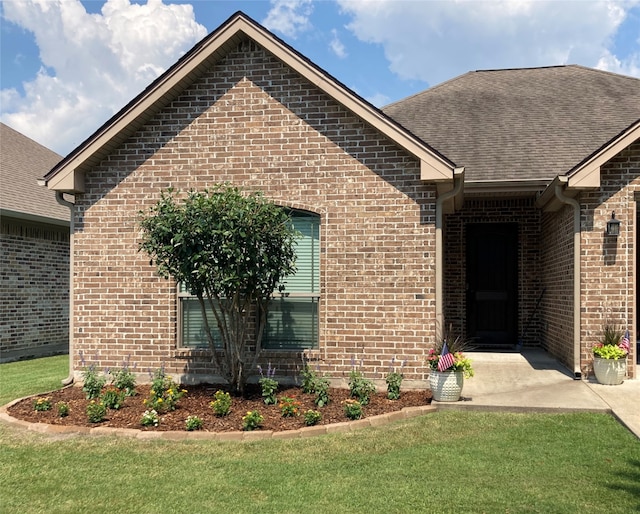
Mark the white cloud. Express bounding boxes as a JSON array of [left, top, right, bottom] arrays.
[[597, 50, 640, 77], [364, 92, 390, 107], [1, 0, 207, 155], [330, 28, 347, 58], [337, 0, 640, 86], [262, 0, 313, 38]]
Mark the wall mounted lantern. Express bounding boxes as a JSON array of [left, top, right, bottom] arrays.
[[606, 211, 621, 237]]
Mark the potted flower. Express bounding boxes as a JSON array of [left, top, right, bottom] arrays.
[[592, 325, 629, 385], [427, 328, 474, 402]]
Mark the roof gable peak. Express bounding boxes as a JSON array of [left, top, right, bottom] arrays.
[[45, 10, 454, 192]]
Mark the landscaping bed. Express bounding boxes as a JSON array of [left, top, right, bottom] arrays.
[[8, 383, 432, 432]]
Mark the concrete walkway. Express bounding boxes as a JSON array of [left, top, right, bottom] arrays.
[[435, 349, 640, 440]]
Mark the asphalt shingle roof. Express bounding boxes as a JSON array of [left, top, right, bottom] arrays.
[[383, 65, 640, 183], [0, 123, 67, 223]]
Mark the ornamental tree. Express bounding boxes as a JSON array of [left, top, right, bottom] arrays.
[[139, 184, 298, 394]]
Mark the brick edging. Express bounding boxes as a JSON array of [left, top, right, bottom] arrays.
[[0, 401, 436, 441]]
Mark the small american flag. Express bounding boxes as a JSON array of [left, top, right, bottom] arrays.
[[437, 340, 455, 371], [620, 330, 630, 352]]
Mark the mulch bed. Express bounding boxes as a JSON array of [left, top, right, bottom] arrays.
[[8, 384, 432, 432]]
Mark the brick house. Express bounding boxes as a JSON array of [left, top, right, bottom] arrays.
[[385, 66, 640, 379], [1, 123, 69, 362], [42, 12, 639, 385]]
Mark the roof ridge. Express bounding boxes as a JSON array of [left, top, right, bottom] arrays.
[[383, 71, 476, 110], [471, 64, 640, 81]]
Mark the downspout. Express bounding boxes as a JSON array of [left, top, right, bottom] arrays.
[[435, 168, 464, 334], [55, 191, 75, 386], [554, 182, 582, 379]]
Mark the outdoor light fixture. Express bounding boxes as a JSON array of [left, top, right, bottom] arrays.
[[606, 211, 621, 237]]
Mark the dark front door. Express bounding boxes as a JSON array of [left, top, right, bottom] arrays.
[[466, 223, 518, 347]]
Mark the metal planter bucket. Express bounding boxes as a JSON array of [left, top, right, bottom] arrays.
[[429, 370, 464, 401], [593, 356, 626, 385]]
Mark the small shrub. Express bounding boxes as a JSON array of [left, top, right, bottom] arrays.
[[33, 397, 52, 412], [242, 410, 264, 431], [300, 364, 317, 394], [144, 367, 186, 412], [385, 372, 404, 400], [210, 390, 232, 417], [279, 396, 301, 417], [303, 409, 322, 426], [185, 415, 203, 431], [343, 399, 363, 420], [141, 409, 159, 427], [86, 400, 107, 423], [313, 376, 331, 407], [82, 364, 106, 400], [258, 363, 278, 405], [57, 401, 69, 417], [348, 370, 376, 406], [385, 357, 405, 400], [111, 365, 137, 396], [101, 385, 126, 410]]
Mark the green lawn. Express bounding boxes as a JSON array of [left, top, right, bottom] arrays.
[[1, 357, 639, 513], [0, 354, 68, 406]]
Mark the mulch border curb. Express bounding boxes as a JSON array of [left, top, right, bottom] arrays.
[[0, 395, 437, 441]]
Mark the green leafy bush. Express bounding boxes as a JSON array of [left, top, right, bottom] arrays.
[[348, 370, 375, 406], [279, 396, 301, 417], [185, 415, 203, 431], [57, 401, 69, 417], [140, 409, 159, 427], [258, 364, 278, 405], [143, 367, 186, 412], [242, 410, 263, 431], [385, 371, 403, 400], [111, 364, 137, 396], [82, 364, 106, 400], [101, 385, 126, 410], [343, 399, 363, 420], [313, 376, 330, 407], [210, 390, 232, 416], [303, 409, 322, 426], [33, 397, 51, 412], [86, 400, 107, 423]]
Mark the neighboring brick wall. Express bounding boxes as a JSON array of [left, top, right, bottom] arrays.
[[72, 41, 438, 385], [539, 204, 575, 370], [0, 217, 69, 361], [579, 140, 640, 377], [443, 197, 541, 347]]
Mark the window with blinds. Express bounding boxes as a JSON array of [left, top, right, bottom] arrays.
[[264, 212, 320, 349], [178, 210, 320, 350]]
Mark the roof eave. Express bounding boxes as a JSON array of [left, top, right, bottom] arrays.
[[567, 120, 640, 189], [537, 120, 640, 211], [466, 179, 551, 196]]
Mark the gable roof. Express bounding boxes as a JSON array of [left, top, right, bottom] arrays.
[[383, 65, 640, 194], [0, 123, 67, 225], [44, 11, 456, 194]]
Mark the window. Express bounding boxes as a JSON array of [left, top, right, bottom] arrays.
[[264, 211, 320, 349], [178, 290, 221, 349], [178, 210, 320, 350]]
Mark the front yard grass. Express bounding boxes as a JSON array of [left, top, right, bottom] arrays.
[[0, 354, 68, 406], [1, 357, 638, 513]]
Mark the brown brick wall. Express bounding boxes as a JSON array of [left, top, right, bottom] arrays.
[[0, 217, 69, 361], [539, 204, 575, 370], [538, 140, 639, 377], [443, 197, 541, 347], [72, 41, 437, 385], [579, 140, 640, 377]]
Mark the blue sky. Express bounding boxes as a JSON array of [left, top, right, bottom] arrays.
[[1, 0, 639, 155]]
